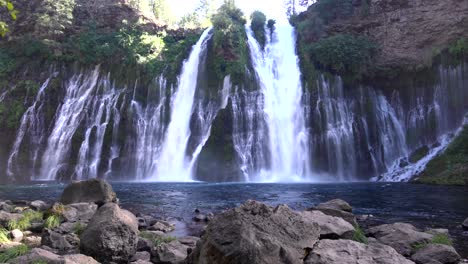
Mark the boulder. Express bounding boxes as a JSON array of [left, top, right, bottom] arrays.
[[463, 218, 468, 230], [0, 200, 14, 212], [411, 244, 461, 264], [80, 203, 139, 263], [301, 210, 355, 239], [0, 211, 22, 226], [23, 236, 42, 247], [151, 240, 189, 264], [137, 237, 153, 252], [63, 254, 100, 264], [60, 179, 117, 206], [316, 199, 353, 212], [61, 203, 98, 222], [9, 229, 23, 242], [368, 223, 433, 256], [305, 239, 415, 264], [30, 200, 49, 211], [188, 200, 320, 264], [9, 248, 63, 264], [193, 214, 208, 222], [41, 228, 80, 254], [133, 251, 151, 262], [178, 236, 200, 248], [148, 220, 175, 233]]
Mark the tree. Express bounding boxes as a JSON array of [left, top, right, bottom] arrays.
[[35, 0, 75, 40], [150, 0, 175, 25], [0, 0, 17, 37], [250, 11, 267, 49]]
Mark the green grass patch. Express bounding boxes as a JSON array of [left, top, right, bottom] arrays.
[[412, 233, 453, 251], [352, 226, 368, 244], [0, 228, 9, 243], [139, 231, 177, 247], [44, 214, 62, 229], [7, 211, 43, 231], [0, 244, 29, 263]]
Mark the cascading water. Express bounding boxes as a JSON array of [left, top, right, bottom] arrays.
[[6, 77, 52, 180], [152, 27, 213, 181], [246, 25, 310, 182]]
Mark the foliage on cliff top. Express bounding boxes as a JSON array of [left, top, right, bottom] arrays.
[[250, 11, 266, 50], [0, 0, 17, 37], [414, 125, 468, 186], [210, 0, 248, 85]]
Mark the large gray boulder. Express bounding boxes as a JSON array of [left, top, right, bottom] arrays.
[[188, 200, 320, 264], [9, 248, 63, 264], [301, 210, 355, 239], [80, 203, 139, 263], [0, 211, 22, 226], [463, 218, 468, 230], [305, 239, 415, 264], [61, 203, 98, 222], [60, 179, 117, 206], [30, 200, 50, 211], [310, 199, 358, 226], [411, 244, 461, 264], [368, 223, 433, 256]]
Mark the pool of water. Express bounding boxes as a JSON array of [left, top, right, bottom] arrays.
[[1, 182, 467, 256]]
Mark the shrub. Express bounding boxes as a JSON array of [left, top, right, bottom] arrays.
[[250, 11, 267, 49], [0, 244, 29, 263], [309, 34, 378, 80], [313, 0, 354, 24]]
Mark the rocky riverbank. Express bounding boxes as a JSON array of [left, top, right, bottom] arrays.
[[0, 179, 467, 263]]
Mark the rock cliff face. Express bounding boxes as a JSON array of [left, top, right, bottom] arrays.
[[319, 0, 468, 69]]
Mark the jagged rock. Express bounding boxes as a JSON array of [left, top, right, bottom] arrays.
[[9, 248, 63, 264], [30, 200, 49, 211], [80, 203, 139, 263], [60, 179, 117, 206], [301, 210, 355, 239], [0, 211, 22, 226], [148, 220, 175, 233], [305, 239, 415, 264], [316, 199, 353, 212], [133, 251, 151, 262], [151, 240, 189, 264], [463, 218, 468, 230], [368, 223, 433, 256], [9, 229, 23, 242], [41, 228, 80, 254], [61, 203, 98, 222], [411, 244, 461, 264], [188, 200, 320, 264], [63, 254, 100, 264]]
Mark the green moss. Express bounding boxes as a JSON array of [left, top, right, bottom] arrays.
[[0, 244, 29, 263], [414, 125, 468, 186]]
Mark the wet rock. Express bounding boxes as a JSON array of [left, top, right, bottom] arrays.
[[305, 239, 414, 264], [41, 228, 80, 254], [411, 244, 461, 264], [80, 203, 138, 263], [148, 220, 175, 233], [368, 223, 433, 256], [30, 200, 49, 211], [0, 211, 22, 226], [193, 214, 207, 222], [301, 210, 355, 239], [152, 240, 189, 264], [316, 199, 353, 212], [188, 200, 320, 264], [9, 248, 63, 264], [463, 218, 468, 230], [60, 179, 117, 206], [9, 229, 23, 242]]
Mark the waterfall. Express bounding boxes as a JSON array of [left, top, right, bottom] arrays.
[[246, 25, 310, 182], [152, 27, 213, 181], [6, 77, 52, 180]]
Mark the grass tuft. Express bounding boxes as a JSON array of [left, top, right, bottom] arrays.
[[44, 214, 62, 229], [7, 211, 43, 231], [139, 231, 177, 247], [412, 233, 453, 251], [0, 228, 10, 243], [72, 222, 85, 236], [0, 244, 29, 262], [352, 226, 368, 244]]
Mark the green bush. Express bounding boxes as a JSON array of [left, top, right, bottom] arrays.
[[0, 244, 29, 263], [250, 11, 267, 49], [313, 0, 354, 23], [309, 34, 378, 80]]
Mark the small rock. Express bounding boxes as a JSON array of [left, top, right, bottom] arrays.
[[63, 254, 100, 264], [316, 199, 353, 212], [0, 211, 22, 226], [30, 200, 49, 211], [23, 236, 42, 247], [9, 229, 23, 242], [301, 210, 355, 239], [148, 221, 175, 233], [30, 222, 44, 233], [193, 214, 207, 222], [133, 251, 151, 261], [151, 240, 189, 264], [80, 203, 139, 263], [463, 218, 468, 230], [60, 179, 117, 206], [305, 239, 414, 264], [206, 212, 214, 222], [9, 248, 63, 264], [368, 223, 433, 256], [425, 228, 450, 236], [0, 241, 23, 251], [194, 208, 200, 214], [411, 244, 461, 264]]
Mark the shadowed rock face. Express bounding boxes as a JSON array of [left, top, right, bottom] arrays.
[[188, 200, 320, 264]]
